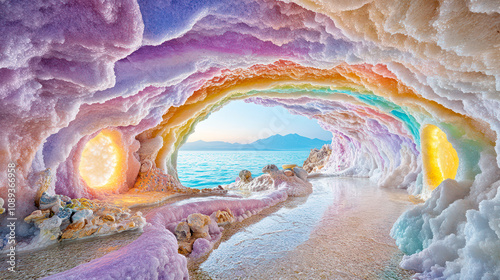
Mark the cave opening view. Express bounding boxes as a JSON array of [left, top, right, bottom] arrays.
[[0, 1, 500, 280]]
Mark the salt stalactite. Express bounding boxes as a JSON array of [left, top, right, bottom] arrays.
[[0, 0, 499, 278]]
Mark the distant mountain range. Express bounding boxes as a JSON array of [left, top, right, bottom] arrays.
[[180, 134, 330, 151]]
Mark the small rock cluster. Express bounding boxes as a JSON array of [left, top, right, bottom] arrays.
[[262, 164, 307, 180], [303, 144, 332, 173], [225, 163, 311, 196], [25, 193, 146, 242], [280, 164, 307, 180], [174, 209, 234, 256], [175, 213, 211, 255], [23, 170, 146, 244]]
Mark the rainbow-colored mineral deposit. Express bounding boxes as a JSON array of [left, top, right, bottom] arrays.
[[0, 0, 499, 279]]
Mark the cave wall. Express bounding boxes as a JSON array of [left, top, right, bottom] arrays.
[[0, 0, 499, 277]]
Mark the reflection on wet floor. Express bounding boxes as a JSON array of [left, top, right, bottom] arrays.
[[190, 177, 415, 279]]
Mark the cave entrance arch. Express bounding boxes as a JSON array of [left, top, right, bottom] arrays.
[[175, 100, 332, 189]]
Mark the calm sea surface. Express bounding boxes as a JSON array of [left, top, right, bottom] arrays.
[[177, 150, 310, 189]]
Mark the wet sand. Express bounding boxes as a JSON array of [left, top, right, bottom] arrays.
[[190, 177, 415, 279]]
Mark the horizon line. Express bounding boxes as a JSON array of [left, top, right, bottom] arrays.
[[186, 132, 332, 144]]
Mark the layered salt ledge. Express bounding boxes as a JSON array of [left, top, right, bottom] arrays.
[[0, 0, 499, 279]]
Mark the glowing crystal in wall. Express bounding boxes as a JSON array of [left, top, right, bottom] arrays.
[[79, 130, 124, 191], [422, 124, 459, 190]]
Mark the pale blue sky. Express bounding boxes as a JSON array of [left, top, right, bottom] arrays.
[[187, 100, 333, 144]]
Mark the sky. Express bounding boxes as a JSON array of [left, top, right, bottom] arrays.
[[187, 100, 333, 144]]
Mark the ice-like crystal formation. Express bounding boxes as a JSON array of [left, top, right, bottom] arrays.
[[0, 0, 499, 278]]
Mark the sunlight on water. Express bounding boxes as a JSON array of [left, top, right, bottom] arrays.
[[177, 151, 310, 189]]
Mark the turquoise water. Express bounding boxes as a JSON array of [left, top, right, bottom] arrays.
[[177, 150, 310, 189]]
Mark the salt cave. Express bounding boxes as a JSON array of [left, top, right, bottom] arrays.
[[0, 0, 500, 279]]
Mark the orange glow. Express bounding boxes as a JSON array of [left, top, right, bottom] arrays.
[[79, 130, 125, 191], [422, 124, 459, 190]]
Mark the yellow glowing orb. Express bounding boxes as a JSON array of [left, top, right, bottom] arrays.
[[79, 130, 125, 191], [421, 124, 459, 190]]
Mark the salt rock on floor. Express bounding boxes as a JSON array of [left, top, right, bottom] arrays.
[[293, 167, 308, 181], [24, 210, 50, 224], [213, 209, 235, 225], [239, 169, 253, 183], [226, 164, 312, 197], [132, 160, 197, 194], [176, 213, 221, 256], [225, 173, 275, 192], [175, 221, 191, 241], [263, 164, 313, 197], [178, 239, 195, 255], [187, 213, 210, 238], [19, 191, 147, 248], [303, 144, 332, 173], [262, 164, 280, 173]]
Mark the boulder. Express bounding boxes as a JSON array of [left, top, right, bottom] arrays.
[[187, 213, 211, 238], [284, 170, 294, 176], [262, 164, 279, 174], [39, 192, 63, 214], [178, 239, 195, 256], [303, 144, 332, 173], [175, 221, 191, 241], [293, 167, 308, 181], [239, 170, 253, 183]]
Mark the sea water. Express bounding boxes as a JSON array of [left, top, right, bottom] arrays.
[[177, 150, 310, 189]]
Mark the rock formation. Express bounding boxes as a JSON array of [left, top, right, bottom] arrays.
[[303, 145, 332, 173]]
